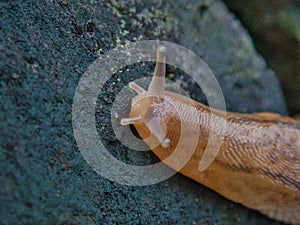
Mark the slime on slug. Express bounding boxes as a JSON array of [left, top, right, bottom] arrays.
[[121, 45, 300, 225]]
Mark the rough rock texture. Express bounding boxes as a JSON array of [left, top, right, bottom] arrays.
[[0, 0, 288, 225], [223, 0, 300, 115]]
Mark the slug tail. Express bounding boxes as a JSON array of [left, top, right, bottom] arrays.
[[147, 45, 167, 99]]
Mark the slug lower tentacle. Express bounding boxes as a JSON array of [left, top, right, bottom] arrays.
[[121, 45, 300, 225]]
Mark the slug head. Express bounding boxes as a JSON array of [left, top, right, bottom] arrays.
[[121, 45, 171, 149], [121, 45, 218, 171]]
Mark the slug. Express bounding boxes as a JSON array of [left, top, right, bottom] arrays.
[[121, 46, 300, 225]]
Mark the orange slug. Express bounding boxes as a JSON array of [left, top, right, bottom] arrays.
[[121, 46, 300, 225]]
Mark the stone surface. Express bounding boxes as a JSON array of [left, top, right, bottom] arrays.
[[0, 0, 287, 225]]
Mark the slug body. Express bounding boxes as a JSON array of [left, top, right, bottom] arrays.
[[121, 46, 300, 225]]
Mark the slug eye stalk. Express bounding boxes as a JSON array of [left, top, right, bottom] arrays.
[[147, 45, 167, 99]]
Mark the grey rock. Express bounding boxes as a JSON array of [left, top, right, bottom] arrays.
[[0, 1, 287, 225]]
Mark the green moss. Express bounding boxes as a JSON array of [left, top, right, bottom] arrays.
[[279, 9, 300, 41]]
